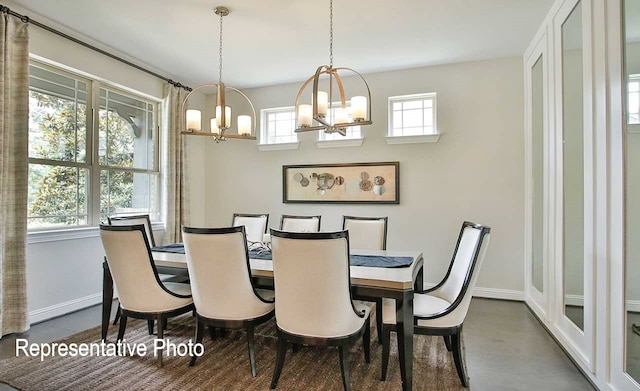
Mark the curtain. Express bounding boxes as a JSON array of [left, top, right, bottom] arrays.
[[161, 84, 189, 244], [0, 14, 30, 337]]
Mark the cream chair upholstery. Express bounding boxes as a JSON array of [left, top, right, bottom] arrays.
[[380, 221, 491, 387], [342, 216, 388, 250], [342, 215, 388, 344], [108, 214, 186, 326], [232, 213, 269, 244], [183, 226, 275, 376], [269, 230, 370, 391], [99, 224, 193, 367], [280, 215, 321, 232], [108, 214, 156, 247]]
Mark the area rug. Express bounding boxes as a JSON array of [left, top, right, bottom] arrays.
[[0, 309, 467, 390]]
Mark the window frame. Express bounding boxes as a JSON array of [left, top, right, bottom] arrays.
[[27, 59, 161, 232], [258, 106, 300, 151], [627, 74, 640, 133], [387, 92, 441, 144]]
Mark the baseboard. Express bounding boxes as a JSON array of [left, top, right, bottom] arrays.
[[423, 282, 525, 302], [29, 293, 103, 324], [473, 287, 525, 301], [565, 294, 640, 312]]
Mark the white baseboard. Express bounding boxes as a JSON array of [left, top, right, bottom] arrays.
[[473, 287, 525, 301], [564, 294, 640, 312], [29, 293, 103, 324], [423, 282, 524, 301]]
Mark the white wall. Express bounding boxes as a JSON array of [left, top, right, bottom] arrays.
[[13, 1, 207, 322], [202, 57, 526, 295]]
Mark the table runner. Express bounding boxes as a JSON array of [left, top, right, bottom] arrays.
[[152, 244, 414, 268]]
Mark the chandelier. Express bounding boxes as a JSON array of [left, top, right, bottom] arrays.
[[294, 0, 372, 136], [181, 6, 256, 142]]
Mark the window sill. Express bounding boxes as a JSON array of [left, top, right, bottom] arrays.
[[386, 134, 441, 144], [27, 222, 165, 244], [257, 142, 300, 152], [316, 138, 364, 149]]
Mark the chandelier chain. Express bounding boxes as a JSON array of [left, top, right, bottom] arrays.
[[219, 10, 224, 84], [329, 0, 333, 68]]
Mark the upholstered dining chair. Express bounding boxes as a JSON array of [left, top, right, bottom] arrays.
[[342, 215, 388, 344], [279, 214, 321, 232], [182, 226, 275, 376], [99, 224, 194, 367], [269, 229, 370, 391], [232, 213, 269, 244], [380, 221, 491, 387], [108, 214, 186, 327]]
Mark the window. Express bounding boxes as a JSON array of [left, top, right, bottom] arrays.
[[628, 75, 640, 133], [28, 62, 159, 229], [260, 107, 298, 146], [317, 103, 363, 146], [387, 93, 440, 144]]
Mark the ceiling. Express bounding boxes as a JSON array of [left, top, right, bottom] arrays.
[[9, 0, 555, 89]]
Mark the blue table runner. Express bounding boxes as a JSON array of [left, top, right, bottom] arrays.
[[152, 244, 413, 268]]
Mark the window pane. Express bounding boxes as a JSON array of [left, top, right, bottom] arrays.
[[424, 99, 433, 108], [29, 89, 87, 163], [99, 88, 155, 170], [393, 102, 402, 110], [28, 164, 88, 228], [403, 100, 423, 110], [424, 108, 434, 127], [403, 126, 425, 136], [402, 109, 423, 128], [100, 170, 158, 222]]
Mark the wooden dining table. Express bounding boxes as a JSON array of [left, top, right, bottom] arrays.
[[101, 248, 423, 391]]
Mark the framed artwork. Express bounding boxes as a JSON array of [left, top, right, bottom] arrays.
[[282, 162, 399, 204]]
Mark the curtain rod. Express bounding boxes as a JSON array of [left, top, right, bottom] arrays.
[[0, 4, 192, 91]]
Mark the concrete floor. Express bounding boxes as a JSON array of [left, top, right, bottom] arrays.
[[0, 298, 594, 390]]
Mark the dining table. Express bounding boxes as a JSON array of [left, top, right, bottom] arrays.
[[101, 246, 424, 391]]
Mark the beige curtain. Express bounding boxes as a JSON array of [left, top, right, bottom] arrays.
[[161, 84, 189, 244], [0, 14, 30, 337]]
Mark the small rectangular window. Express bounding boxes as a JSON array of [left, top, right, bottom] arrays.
[[388, 93, 438, 137], [260, 107, 298, 144]]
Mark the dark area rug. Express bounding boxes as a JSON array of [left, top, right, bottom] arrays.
[[0, 309, 466, 390]]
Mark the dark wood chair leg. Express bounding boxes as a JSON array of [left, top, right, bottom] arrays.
[[363, 320, 371, 364], [157, 314, 164, 368], [338, 344, 351, 391], [376, 298, 383, 344], [147, 319, 154, 335], [452, 327, 469, 387], [247, 325, 257, 377], [444, 335, 453, 352], [113, 304, 121, 325], [270, 334, 288, 389], [219, 328, 228, 338], [162, 318, 168, 331], [116, 314, 128, 342], [381, 326, 390, 381], [292, 343, 300, 353], [190, 320, 204, 367], [208, 325, 217, 341]]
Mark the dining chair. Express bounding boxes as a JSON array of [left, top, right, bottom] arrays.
[[182, 225, 275, 376], [232, 213, 269, 244], [279, 214, 321, 232], [269, 229, 370, 391], [108, 214, 186, 327], [380, 221, 491, 387], [99, 224, 194, 367], [342, 215, 388, 344]]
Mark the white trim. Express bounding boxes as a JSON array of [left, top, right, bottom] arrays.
[[27, 222, 165, 244], [257, 142, 300, 152], [424, 282, 524, 301], [316, 138, 364, 148], [29, 293, 104, 324], [386, 134, 441, 144]]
